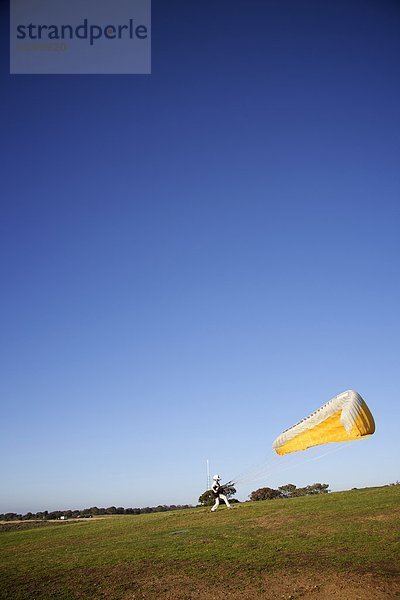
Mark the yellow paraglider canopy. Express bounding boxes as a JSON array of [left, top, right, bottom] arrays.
[[272, 390, 375, 456]]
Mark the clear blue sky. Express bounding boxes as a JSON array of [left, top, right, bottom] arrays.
[[1, 0, 399, 513]]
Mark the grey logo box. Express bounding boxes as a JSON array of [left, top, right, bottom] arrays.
[[10, 0, 151, 74]]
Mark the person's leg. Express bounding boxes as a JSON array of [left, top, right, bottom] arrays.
[[211, 496, 220, 512], [220, 494, 231, 508]]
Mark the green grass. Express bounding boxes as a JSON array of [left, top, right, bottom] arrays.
[[1, 486, 399, 599]]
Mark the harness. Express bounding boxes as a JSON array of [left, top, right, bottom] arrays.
[[212, 483, 223, 498]]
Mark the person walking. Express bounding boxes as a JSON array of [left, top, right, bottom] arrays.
[[210, 474, 232, 512]]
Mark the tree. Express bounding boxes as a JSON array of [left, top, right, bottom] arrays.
[[249, 487, 281, 501], [303, 483, 329, 495], [198, 490, 215, 506], [222, 484, 237, 498], [278, 484, 297, 498], [88, 507, 100, 515]]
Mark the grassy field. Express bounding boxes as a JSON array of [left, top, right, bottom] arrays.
[[1, 486, 399, 599]]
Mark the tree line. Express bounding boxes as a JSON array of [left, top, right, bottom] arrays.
[[1, 482, 331, 519], [249, 482, 329, 501], [0, 504, 192, 521], [197, 482, 329, 506]]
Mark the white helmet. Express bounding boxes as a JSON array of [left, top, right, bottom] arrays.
[[212, 474, 221, 481]]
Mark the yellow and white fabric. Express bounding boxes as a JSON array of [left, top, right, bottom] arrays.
[[272, 390, 375, 456]]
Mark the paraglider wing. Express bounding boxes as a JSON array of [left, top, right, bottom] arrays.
[[272, 390, 375, 456]]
